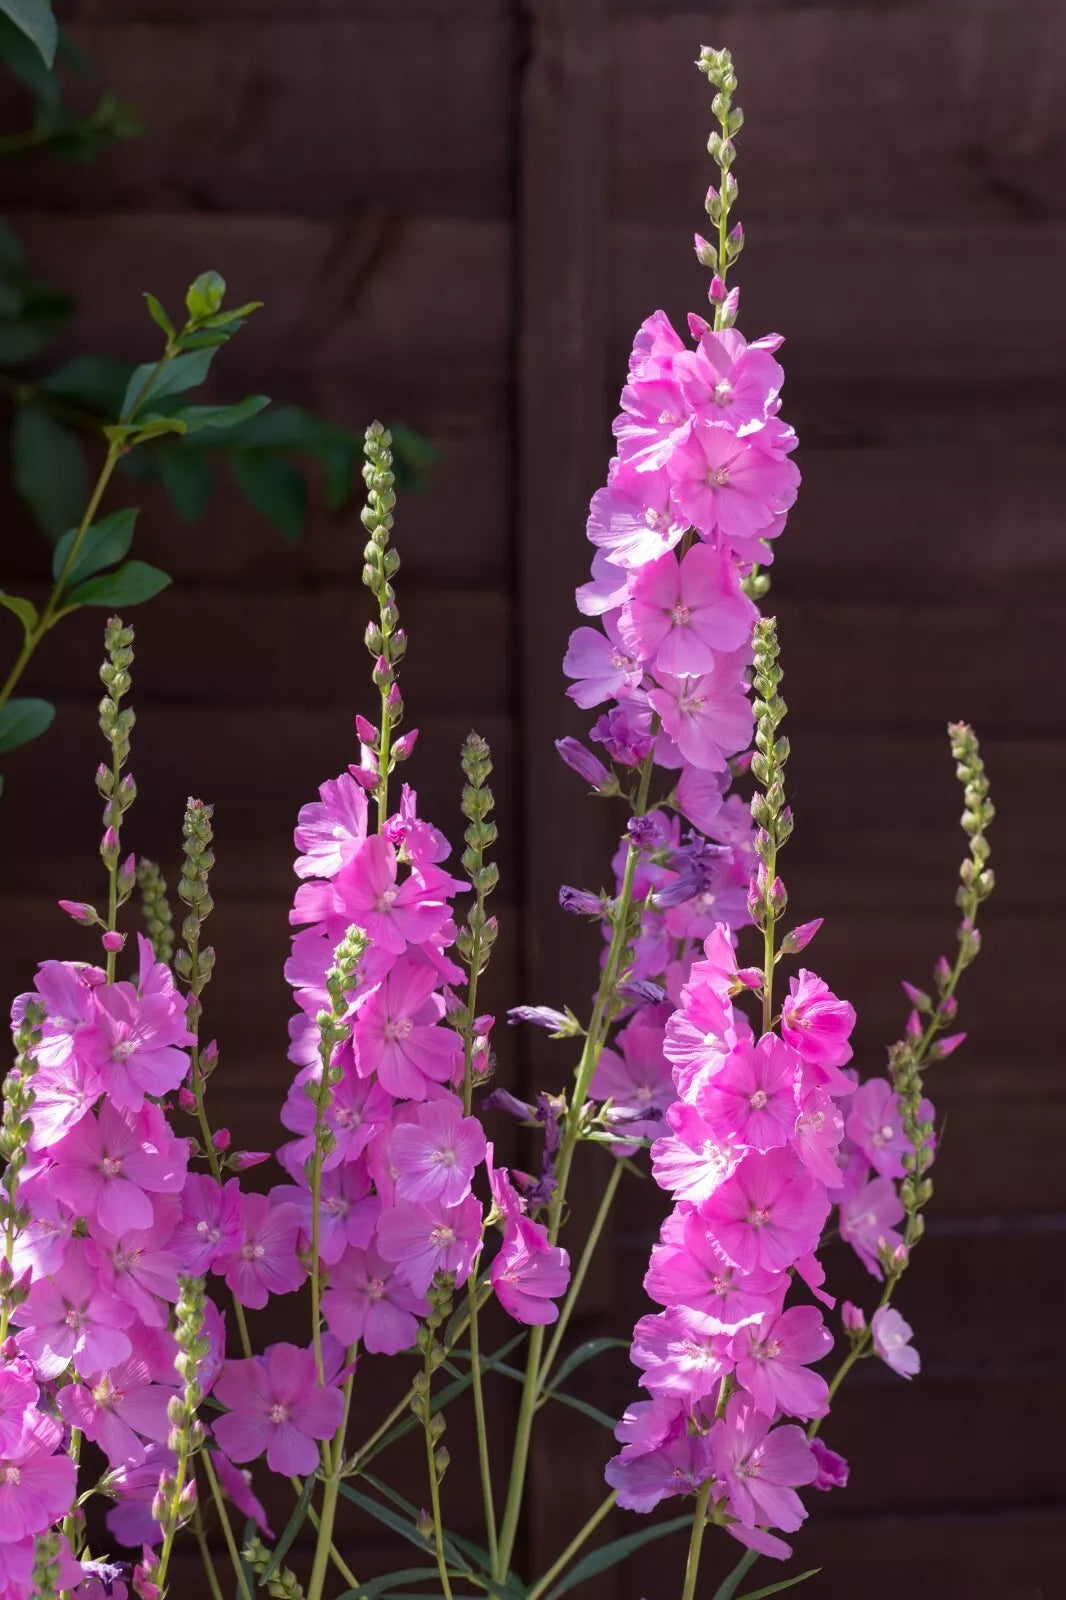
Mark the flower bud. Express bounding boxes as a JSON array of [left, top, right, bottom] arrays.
[[930, 1031, 966, 1061], [212, 1127, 231, 1152], [58, 899, 99, 925], [355, 714, 377, 746], [555, 737, 610, 789], [841, 1301, 866, 1335], [393, 729, 419, 761], [101, 930, 125, 954], [230, 1150, 270, 1170], [780, 918, 822, 955], [559, 885, 605, 917]]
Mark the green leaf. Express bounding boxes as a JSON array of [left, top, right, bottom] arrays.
[[66, 559, 170, 608], [260, 1473, 315, 1585], [39, 353, 130, 415], [200, 300, 263, 327], [173, 395, 270, 434], [0, 591, 39, 637], [11, 407, 88, 539], [157, 448, 212, 521], [735, 1572, 821, 1599], [356, 1332, 527, 1469], [542, 1516, 692, 1600], [334, 1568, 445, 1600], [547, 1338, 629, 1392], [335, 1485, 473, 1576], [230, 452, 307, 543], [358, 1474, 499, 1583], [143, 293, 175, 341], [51, 508, 138, 588], [185, 269, 226, 320], [121, 346, 215, 419], [0, 697, 54, 755], [0, 0, 57, 67]]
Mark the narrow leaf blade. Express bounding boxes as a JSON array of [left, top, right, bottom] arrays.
[[0, 697, 54, 754], [52, 508, 138, 588], [0, 0, 57, 66], [736, 1571, 822, 1599], [0, 591, 38, 637], [66, 559, 171, 608], [543, 1515, 692, 1600]]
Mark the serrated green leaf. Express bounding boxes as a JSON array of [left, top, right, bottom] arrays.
[[0, 591, 38, 637], [11, 407, 88, 539], [0, 0, 57, 68], [39, 353, 130, 414], [230, 452, 307, 543], [547, 1337, 629, 1392], [735, 1570, 821, 1599], [173, 395, 270, 434], [52, 508, 138, 588], [121, 345, 214, 420], [542, 1516, 692, 1600], [157, 448, 212, 521], [0, 697, 54, 754], [143, 292, 175, 341], [66, 559, 170, 608]]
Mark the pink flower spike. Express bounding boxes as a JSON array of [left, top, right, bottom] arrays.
[[619, 544, 756, 678], [213, 1343, 345, 1477], [871, 1306, 920, 1379], [391, 1100, 487, 1206]]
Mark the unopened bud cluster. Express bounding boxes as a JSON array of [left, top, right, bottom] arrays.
[[308, 926, 368, 1169], [695, 45, 743, 324], [361, 423, 409, 770], [149, 1276, 207, 1562], [243, 1537, 306, 1600], [748, 617, 791, 934], [136, 858, 176, 964], [174, 800, 216, 997]]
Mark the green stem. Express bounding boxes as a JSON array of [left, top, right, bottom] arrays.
[[201, 1451, 254, 1600], [467, 1279, 500, 1575], [680, 1481, 712, 1600], [495, 1322, 545, 1579], [711, 1546, 758, 1600], [306, 1476, 343, 1600], [155, 1426, 192, 1596], [537, 1159, 623, 1398], [525, 1490, 617, 1600], [376, 698, 391, 833], [192, 1496, 226, 1600], [422, 1347, 454, 1600]]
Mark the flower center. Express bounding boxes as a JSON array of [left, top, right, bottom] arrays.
[[111, 1040, 136, 1062], [2, 1466, 19, 1486], [706, 466, 731, 488], [670, 603, 691, 626], [366, 1276, 386, 1301], [101, 1155, 122, 1177], [241, 1242, 266, 1260], [611, 651, 634, 672], [714, 380, 733, 405], [384, 1018, 413, 1042], [268, 1403, 289, 1424], [431, 1147, 458, 1167], [325, 1196, 349, 1218], [748, 1090, 768, 1110], [64, 1307, 84, 1330], [874, 1123, 895, 1146], [747, 1206, 771, 1230], [429, 1225, 456, 1249], [196, 1220, 221, 1242], [333, 1107, 355, 1128], [376, 888, 398, 910]]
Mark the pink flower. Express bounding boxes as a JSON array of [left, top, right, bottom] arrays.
[[648, 652, 754, 773], [792, 1085, 845, 1188], [214, 1194, 305, 1309], [278, 1049, 392, 1174], [491, 1217, 570, 1326], [26, 959, 99, 1071], [74, 977, 192, 1114], [14, 1248, 133, 1379], [666, 426, 799, 546], [630, 1307, 731, 1400], [698, 1032, 800, 1152], [563, 618, 643, 710], [294, 773, 368, 879], [585, 466, 687, 570], [322, 1244, 427, 1354], [644, 1207, 780, 1332], [809, 1437, 849, 1491], [57, 1354, 174, 1468], [0, 1360, 37, 1453], [673, 328, 784, 432], [272, 1161, 380, 1266], [353, 956, 461, 1100], [780, 970, 856, 1074], [731, 1304, 832, 1419], [710, 1394, 816, 1532], [85, 1211, 182, 1328], [838, 1175, 904, 1278], [651, 1104, 738, 1204], [302, 833, 450, 958], [376, 1194, 483, 1296], [173, 1174, 243, 1275], [619, 544, 755, 676], [25, 1053, 105, 1149], [49, 1100, 187, 1235], [699, 1148, 830, 1274], [390, 1099, 486, 1206], [605, 1428, 713, 1513], [871, 1306, 920, 1379], [613, 375, 693, 470], [213, 1344, 345, 1476], [845, 1078, 908, 1178], [589, 1016, 675, 1155], [0, 1409, 77, 1540]]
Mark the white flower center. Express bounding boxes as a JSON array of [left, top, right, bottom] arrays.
[[101, 1156, 122, 1177], [671, 603, 691, 626], [268, 1403, 289, 1424], [430, 1225, 455, 1249], [384, 1018, 413, 1042], [748, 1090, 768, 1110], [747, 1206, 771, 1230], [706, 466, 731, 488]]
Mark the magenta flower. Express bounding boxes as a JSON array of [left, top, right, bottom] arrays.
[[605, 1428, 713, 1513], [0, 1360, 37, 1453], [14, 1248, 133, 1379], [673, 327, 784, 431], [375, 1193, 483, 1296], [731, 1304, 832, 1419], [666, 426, 799, 546], [838, 1174, 904, 1278], [319, 834, 450, 957], [792, 1085, 845, 1188], [491, 1217, 570, 1326], [390, 1099, 486, 1206], [780, 969, 856, 1074], [272, 1161, 380, 1266], [699, 1148, 829, 1274], [26, 958, 99, 1071], [710, 1394, 816, 1532], [49, 1099, 188, 1236], [294, 773, 368, 879], [25, 1053, 105, 1149], [613, 375, 693, 470], [651, 1104, 738, 1204], [173, 1174, 243, 1275], [278, 1049, 392, 1174], [619, 544, 755, 677], [322, 1242, 427, 1354], [0, 1408, 77, 1540], [699, 1032, 800, 1152], [85, 1210, 182, 1328], [631, 1306, 731, 1400], [590, 1016, 675, 1155], [353, 956, 461, 1100], [213, 1344, 345, 1476], [648, 652, 754, 773], [809, 1437, 849, 1491], [871, 1306, 920, 1379], [214, 1193, 305, 1309], [563, 619, 644, 710], [57, 1354, 174, 1468], [644, 1207, 780, 1332], [844, 1078, 908, 1178], [74, 978, 193, 1113]]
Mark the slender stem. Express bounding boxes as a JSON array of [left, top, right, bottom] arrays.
[[309, 1095, 328, 1384], [306, 1475, 343, 1600], [525, 1490, 618, 1600], [711, 1546, 758, 1600], [422, 1346, 454, 1600], [192, 1497, 226, 1600], [495, 1322, 545, 1579], [467, 1278, 500, 1575], [155, 1426, 192, 1594], [537, 1159, 623, 1398], [680, 1481, 712, 1600], [201, 1450, 254, 1600], [289, 1473, 361, 1590], [376, 698, 392, 833]]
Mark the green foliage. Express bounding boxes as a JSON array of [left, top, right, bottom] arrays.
[[0, 696, 53, 753], [64, 560, 171, 610], [10, 405, 87, 538], [51, 508, 137, 587], [541, 1517, 693, 1600], [0, 1, 55, 70]]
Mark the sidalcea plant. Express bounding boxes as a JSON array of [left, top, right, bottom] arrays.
[[0, 43, 994, 1600]]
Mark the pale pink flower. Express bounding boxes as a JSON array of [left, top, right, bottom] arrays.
[[585, 465, 687, 570], [699, 1148, 829, 1274], [322, 1243, 427, 1354], [375, 1193, 483, 1296], [710, 1394, 816, 1532], [49, 1100, 187, 1236], [838, 1174, 905, 1278], [0, 1409, 77, 1540], [871, 1306, 920, 1379], [299, 833, 449, 957], [575, 547, 631, 617], [666, 427, 799, 546], [630, 1306, 731, 1400], [491, 1217, 569, 1326], [57, 1354, 174, 1468], [25, 959, 99, 1071], [14, 1247, 133, 1379], [845, 1078, 908, 1178], [780, 969, 856, 1075], [278, 1048, 392, 1174], [391, 1099, 486, 1206], [74, 976, 192, 1114], [294, 773, 369, 879], [792, 1085, 846, 1188], [651, 1103, 738, 1204], [673, 327, 784, 432], [698, 1032, 800, 1152], [648, 652, 754, 773], [627, 308, 685, 380], [26, 1053, 105, 1148], [213, 1344, 345, 1477], [731, 1304, 832, 1419], [620, 544, 755, 677], [85, 1209, 182, 1327], [605, 1429, 713, 1513], [353, 956, 461, 1100], [214, 1194, 305, 1309], [613, 375, 693, 470], [0, 1360, 37, 1454], [563, 617, 643, 710], [644, 1206, 779, 1332], [590, 1015, 675, 1155], [172, 1174, 243, 1275]]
